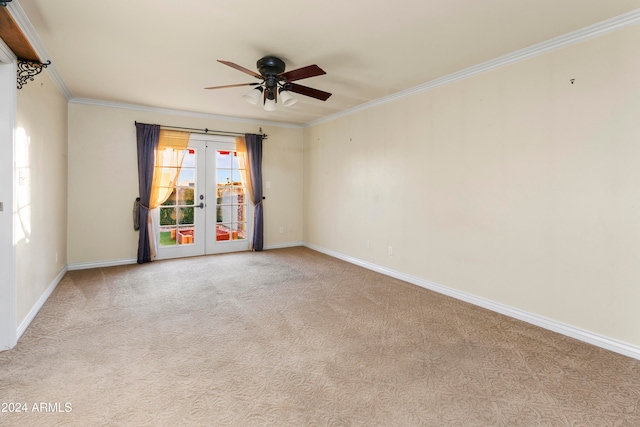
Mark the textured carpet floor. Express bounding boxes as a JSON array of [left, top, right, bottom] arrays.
[[1, 247, 639, 426]]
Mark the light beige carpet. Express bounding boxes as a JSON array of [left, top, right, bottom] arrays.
[[1, 247, 639, 426]]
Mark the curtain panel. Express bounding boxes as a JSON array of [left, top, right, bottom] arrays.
[[243, 133, 264, 251], [135, 123, 161, 263]]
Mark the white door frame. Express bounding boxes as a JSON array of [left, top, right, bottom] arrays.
[[154, 134, 253, 259], [0, 40, 18, 351], [154, 139, 207, 260], [205, 138, 253, 255]]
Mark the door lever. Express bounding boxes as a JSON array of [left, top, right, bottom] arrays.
[[197, 202, 204, 209]]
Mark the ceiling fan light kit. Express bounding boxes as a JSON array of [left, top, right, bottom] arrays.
[[206, 55, 332, 112], [263, 97, 277, 112], [278, 88, 297, 107], [243, 86, 263, 105]]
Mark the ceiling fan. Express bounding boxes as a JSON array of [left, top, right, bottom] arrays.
[[205, 56, 332, 111]]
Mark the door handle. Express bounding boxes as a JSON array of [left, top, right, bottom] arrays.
[[197, 202, 204, 209]]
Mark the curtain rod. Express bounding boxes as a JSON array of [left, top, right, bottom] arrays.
[[134, 122, 268, 140]]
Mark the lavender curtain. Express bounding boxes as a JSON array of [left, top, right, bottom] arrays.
[[245, 133, 264, 251], [135, 123, 160, 263]]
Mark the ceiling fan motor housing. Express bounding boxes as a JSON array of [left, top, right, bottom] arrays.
[[258, 56, 286, 99], [257, 56, 286, 77]]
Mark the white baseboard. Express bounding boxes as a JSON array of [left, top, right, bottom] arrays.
[[17, 265, 68, 340], [264, 241, 304, 250], [66, 245, 306, 269], [67, 258, 137, 271], [303, 242, 640, 361]]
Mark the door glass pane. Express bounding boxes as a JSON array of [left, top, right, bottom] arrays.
[[182, 150, 196, 168], [233, 204, 246, 223], [217, 187, 231, 204], [231, 189, 245, 204], [232, 223, 245, 240], [214, 148, 247, 246], [177, 168, 195, 186], [217, 150, 232, 168], [217, 170, 232, 185], [217, 205, 232, 224], [160, 207, 176, 225], [178, 207, 194, 225], [160, 227, 176, 246], [216, 224, 231, 241], [177, 227, 194, 245], [158, 146, 199, 249], [178, 187, 195, 205], [161, 188, 176, 206], [216, 146, 233, 242]]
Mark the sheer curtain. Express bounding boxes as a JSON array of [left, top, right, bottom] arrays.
[[236, 134, 264, 251], [148, 130, 190, 259]]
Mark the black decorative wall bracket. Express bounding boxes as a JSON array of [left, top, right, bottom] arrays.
[[17, 58, 51, 89]]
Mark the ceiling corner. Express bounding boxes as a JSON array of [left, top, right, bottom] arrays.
[[2, 1, 73, 99]]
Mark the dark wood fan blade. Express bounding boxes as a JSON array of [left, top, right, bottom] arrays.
[[217, 60, 262, 79], [278, 64, 326, 82], [288, 83, 332, 101], [204, 82, 260, 90]]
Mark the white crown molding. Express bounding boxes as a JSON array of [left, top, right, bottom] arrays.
[[303, 242, 640, 361], [306, 8, 640, 128], [8, 1, 640, 129], [69, 98, 304, 129], [0, 36, 16, 63], [6, 1, 73, 99]]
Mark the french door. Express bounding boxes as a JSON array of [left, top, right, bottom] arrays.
[[154, 135, 252, 260]]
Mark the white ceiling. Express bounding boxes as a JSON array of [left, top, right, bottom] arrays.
[[12, 0, 640, 125]]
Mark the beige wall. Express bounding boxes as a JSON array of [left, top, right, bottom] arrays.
[[304, 24, 640, 346], [15, 72, 68, 324], [67, 103, 303, 265]]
